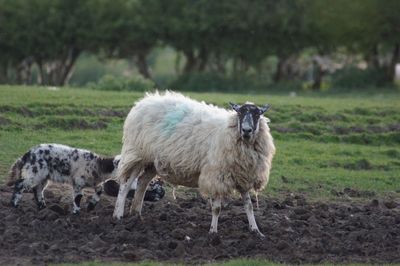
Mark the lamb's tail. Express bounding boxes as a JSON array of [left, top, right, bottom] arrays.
[[6, 151, 30, 186], [7, 158, 24, 186]]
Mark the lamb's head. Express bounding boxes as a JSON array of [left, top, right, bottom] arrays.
[[230, 102, 270, 141], [97, 155, 121, 180]]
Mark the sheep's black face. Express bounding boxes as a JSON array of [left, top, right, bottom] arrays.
[[230, 102, 270, 141]]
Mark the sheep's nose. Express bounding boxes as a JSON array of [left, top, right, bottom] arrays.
[[242, 128, 253, 134]]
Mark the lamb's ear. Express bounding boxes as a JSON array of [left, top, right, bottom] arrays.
[[98, 158, 115, 173], [229, 102, 241, 112], [259, 104, 271, 114]]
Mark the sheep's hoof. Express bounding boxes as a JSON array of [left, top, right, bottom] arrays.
[[130, 211, 143, 221], [251, 229, 265, 238], [112, 213, 124, 220], [37, 203, 46, 210], [207, 232, 221, 246], [208, 229, 218, 235]]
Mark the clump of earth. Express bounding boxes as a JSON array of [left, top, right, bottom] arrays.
[[0, 183, 399, 265]]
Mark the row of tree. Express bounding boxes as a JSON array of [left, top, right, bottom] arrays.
[[0, 0, 399, 88]]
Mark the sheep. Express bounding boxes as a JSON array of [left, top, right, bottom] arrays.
[[113, 91, 275, 237], [7, 144, 121, 213]]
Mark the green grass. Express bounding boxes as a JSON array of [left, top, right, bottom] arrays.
[[1, 85, 399, 201]]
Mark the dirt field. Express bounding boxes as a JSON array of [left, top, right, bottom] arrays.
[[0, 183, 399, 265]]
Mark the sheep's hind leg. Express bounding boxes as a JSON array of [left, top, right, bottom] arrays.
[[10, 179, 26, 207], [209, 197, 222, 234], [242, 192, 264, 237], [113, 172, 137, 219], [129, 165, 156, 218]]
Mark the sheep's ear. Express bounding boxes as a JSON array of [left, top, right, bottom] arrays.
[[229, 102, 241, 112], [259, 104, 271, 114]]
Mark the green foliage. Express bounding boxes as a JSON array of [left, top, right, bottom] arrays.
[[332, 67, 388, 89], [88, 75, 155, 92], [170, 72, 256, 92]]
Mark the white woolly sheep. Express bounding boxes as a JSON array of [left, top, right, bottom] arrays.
[[113, 91, 275, 237], [8, 144, 121, 213]]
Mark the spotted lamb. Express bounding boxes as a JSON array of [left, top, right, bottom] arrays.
[[7, 144, 122, 213]]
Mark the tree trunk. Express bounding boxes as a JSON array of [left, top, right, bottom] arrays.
[[197, 47, 208, 72], [214, 53, 226, 74], [16, 57, 33, 85], [274, 57, 285, 83], [183, 50, 197, 74], [135, 52, 152, 79], [36, 48, 80, 86], [0, 63, 8, 84], [388, 43, 400, 83], [312, 58, 325, 91], [367, 44, 380, 69]]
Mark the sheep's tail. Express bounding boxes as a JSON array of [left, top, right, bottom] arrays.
[[7, 158, 24, 186], [118, 151, 143, 182]]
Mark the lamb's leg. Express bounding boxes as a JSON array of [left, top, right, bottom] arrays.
[[209, 197, 222, 234], [242, 192, 264, 237], [33, 182, 46, 210], [129, 165, 156, 218], [172, 186, 177, 200], [87, 185, 103, 212], [72, 185, 83, 214], [113, 173, 137, 219], [10, 179, 26, 207]]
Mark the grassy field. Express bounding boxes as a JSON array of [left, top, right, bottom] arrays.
[[0, 85, 399, 201]]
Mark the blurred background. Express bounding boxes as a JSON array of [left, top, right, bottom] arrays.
[[0, 0, 399, 93]]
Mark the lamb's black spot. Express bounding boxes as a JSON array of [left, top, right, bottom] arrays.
[[38, 159, 44, 169], [98, 157, 115, 173], [48, 145, 53, 149], [44, 150, 50, 155], [46, 174, 50, 179], [21, 151, 31, 164], [32, 166, 38, 174], [92, 171, 100, 180], [30, 153, 37, 165], [52, 157, 71, 176], [74, 194, 83, 207], [73, 154, 79, 161]]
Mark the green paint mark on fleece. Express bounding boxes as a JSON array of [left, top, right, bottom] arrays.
[[161, 103, 190, 136]]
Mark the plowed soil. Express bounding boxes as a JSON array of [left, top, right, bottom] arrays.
[[0, 183, 399, 265]]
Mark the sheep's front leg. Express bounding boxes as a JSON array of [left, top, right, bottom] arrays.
[[242, 192, 264, 237], [209, 197, 222, 234], [87, 185, 103, 212], [113, 174, 136, 219]]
